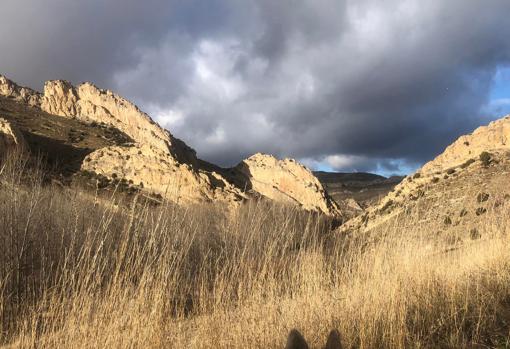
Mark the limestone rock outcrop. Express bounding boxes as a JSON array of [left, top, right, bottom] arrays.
[[41, 80, 197, 164], [0, 74, 340, 215], [82, 145, 245, 204], [0, 118, 26, 155], [0, 76, 40, 107], [234, 153, 340, 215], [421, 116, 510, 174]]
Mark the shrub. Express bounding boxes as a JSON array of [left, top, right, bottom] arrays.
[[470, 228, 481, 240], [380, 199, 394, 213], [460, 158, 475, 169], [477, 193, 490, 203], [480, 151, 492, 167], [476, 207, 487, 216]]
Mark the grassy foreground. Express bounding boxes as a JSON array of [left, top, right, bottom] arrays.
[[0, 153, 509, 348]]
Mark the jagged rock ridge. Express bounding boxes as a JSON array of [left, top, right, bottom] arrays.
[[0, 76, 40, 107], [0, 74, 339, 215]]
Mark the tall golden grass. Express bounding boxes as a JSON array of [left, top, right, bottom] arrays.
[[0, 151, 509, 348]]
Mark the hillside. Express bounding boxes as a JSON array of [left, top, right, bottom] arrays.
[[1, 125, 510, 348], [2, 73, 510, 348], [0, 75, 339, 215], [340, 116, 510, 238]]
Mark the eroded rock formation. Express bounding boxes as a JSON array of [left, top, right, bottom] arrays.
[[0, 74, 339, 215], [0, 76, 40, 107], [82, 144, 245, 205], [0, 118, 26, 155], [234, 153, 340, 215], [41, 80, 197, 163]]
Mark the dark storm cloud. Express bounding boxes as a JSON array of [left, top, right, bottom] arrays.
[[1, 0, 510, 173]]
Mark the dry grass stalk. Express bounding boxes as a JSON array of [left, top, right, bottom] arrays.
[[0, 151, 509, 348]]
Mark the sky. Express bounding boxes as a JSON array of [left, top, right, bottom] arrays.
[[1, 0, 510, 176]]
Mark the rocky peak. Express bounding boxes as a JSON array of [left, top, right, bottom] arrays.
[[235, 153, 340, 215], [41, 80, 197, 165], [0, 75, 41, 107]]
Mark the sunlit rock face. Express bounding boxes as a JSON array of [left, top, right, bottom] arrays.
[[0, 74, 341, 215], [421, 115, 510, 174], [0, 75, 40, 107], [41, 80, 197, 164], [81, 144, 246, 205], [0, 118, 26, 155], [235, 153, 341, 215]]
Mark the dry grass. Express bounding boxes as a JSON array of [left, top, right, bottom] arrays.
[[0, 152, 509, 348]]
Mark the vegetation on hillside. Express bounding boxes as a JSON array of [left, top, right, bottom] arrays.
[[0, 151, 509, 348]]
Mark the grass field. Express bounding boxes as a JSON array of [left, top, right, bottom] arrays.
[[1, 152, 509, 348]]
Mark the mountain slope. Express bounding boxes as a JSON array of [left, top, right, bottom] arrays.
[[0, 74, 339, 215], [340, 115, 510, 238]]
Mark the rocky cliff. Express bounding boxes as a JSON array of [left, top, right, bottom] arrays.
[[233, 153, 339, 215], [41, 80, 197, 164], [0, 74, 339, 215], [0, 76, 40, 107]]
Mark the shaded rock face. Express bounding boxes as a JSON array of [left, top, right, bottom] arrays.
[[234, 153, 340, 215], [0, 118, 26, 155], [340, 115, 510, 234], [0, 75, 339, 215]]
